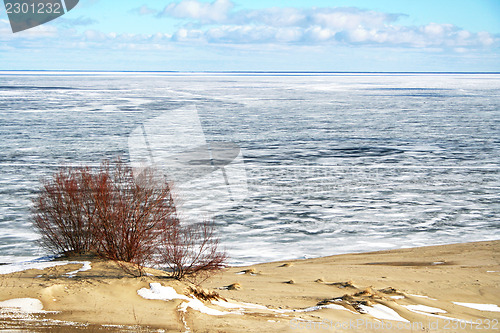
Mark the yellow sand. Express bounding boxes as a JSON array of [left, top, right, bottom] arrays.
[[1, 240, 499, 332]]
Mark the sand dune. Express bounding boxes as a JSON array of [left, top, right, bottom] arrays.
[[1, 240, 499, 332]]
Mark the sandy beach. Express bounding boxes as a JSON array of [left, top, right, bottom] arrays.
[[1, 240, 499, 332]]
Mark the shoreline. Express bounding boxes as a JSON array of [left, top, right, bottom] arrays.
[[1, 240, 499, 332]]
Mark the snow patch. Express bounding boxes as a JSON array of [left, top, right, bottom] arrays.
[[138, 283, 238, 316], [0, 298, 45, 313], [299, 303, 354, 313], [404, 308, 474, 323], [390, 296, 405, 300], [403, 305, 446, 313], [137, 283, 190, 301], [359, 304, 409, 322], [179, 298, 233, 316], [212, 300, 268, 310], [65, 262, 92, 278], [408, 294, 437, 300], [453, 302, 500, 312]]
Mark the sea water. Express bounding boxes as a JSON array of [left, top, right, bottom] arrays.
[[0, 72, 499, 265]]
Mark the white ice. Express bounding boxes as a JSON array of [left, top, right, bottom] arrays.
[[359, 304, 409, 322], [453, 302, 500, 312], [0, 258, 92, 276], [0, 258, 69, 275]]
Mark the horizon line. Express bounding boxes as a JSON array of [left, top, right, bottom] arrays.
[[1, 70, 500, 75]]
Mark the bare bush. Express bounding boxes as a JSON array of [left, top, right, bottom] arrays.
[[33, 160, 176, 268], [158, 219, 227, 281], [91, 162, 176, 269], [32, 167, 97, 255], [32, 159, 227, 279]]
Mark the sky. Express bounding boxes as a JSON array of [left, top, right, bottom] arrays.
[[0, 0, 499, 71]]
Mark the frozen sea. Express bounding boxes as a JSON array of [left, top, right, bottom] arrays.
[[0, 72, 499, 265]]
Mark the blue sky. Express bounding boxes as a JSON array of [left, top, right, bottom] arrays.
[[1, 0, 499, 71]]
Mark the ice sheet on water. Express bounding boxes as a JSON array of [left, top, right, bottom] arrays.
[[1, 74, 500, 266]]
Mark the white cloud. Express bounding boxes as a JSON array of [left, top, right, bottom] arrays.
[[0, 19, 12, 39], [477, 31, 495, 46], [206, 25, 276, 43], [422, 22, 448, 36], [172, 28, 204, 42], [3, 23, 58, 39], [154, 2, 499, 50], [275, 27, 302, 43], [131, 5, 158, 16], [56, 16, 97, 27], [167, 22, 498, 50], [2, 1, 498, 54], [310, 7, 399, 30], [161, 0, 233, 23], [240, 7, 307, 27], [457, 30, 471, 40]]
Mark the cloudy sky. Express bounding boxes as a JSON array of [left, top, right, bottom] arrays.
[[1, 0, 499, 71]]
